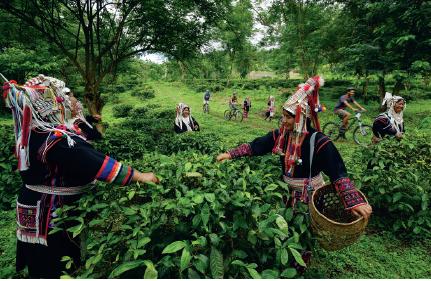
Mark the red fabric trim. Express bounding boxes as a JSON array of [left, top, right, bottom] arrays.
[[95, 156, 109, 179], [316, 139, 331, 154], [121, 166, 132, 186]]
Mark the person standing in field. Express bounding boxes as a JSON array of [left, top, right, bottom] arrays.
[[265, 95, 275, 121], [372, 92, 405, 143], [243, 96, 251, 119], [174, 102, 200, 133], [217, 76, 372, 272], [2, 75, 159, 278]]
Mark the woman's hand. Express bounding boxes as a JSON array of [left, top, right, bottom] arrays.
[[133, 171, 160, 184], [216, 153, 231, 162], [351, 204, 372, 221], [141, 172, 160, 184]]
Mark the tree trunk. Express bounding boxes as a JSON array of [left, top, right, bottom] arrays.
[[84, 77, 104, 133], [378, 74, 386, 111], [363, 71, 369, 105], [393, 78, 404, 96]]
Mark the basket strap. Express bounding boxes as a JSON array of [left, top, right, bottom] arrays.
[[300, 132, 318, 204]]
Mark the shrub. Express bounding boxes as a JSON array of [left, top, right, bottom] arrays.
[[357, 132, 431, 237], [55, 152, 311, 278], [94, 127, 156, 160], [112, 104, 134, 118], [131, 88, 156, 100], [158, 132, 225, 155], [130, 107, 149, 119], [0, 125, 21, 210]]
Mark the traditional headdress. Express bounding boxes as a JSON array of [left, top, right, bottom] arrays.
[[273, 76, 325, 177], [2, 75, 82, 171], [382, 92, 405, 133], [175, 102, 194, 131]]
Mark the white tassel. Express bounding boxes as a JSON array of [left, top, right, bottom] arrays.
[[18, 146, 29, 171], [66, 134, 76, 147]]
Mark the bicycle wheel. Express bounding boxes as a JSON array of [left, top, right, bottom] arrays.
[[322, 122, 340, 140], [353, 125, 372, 146], [236, 110, 244, 122], [224, 110, 231, 120]]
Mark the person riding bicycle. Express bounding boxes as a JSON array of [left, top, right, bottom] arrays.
[[217, 76, 372, 273], [203, 90, 211, 106], [372, 92, 405, 143], [229, 91, 239, 111], [334, 87, 366, 138]]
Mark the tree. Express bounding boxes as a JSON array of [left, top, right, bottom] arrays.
[[262, 0, 336, 79], [338, 0, 431, 105], [0, 0, 229, 117]]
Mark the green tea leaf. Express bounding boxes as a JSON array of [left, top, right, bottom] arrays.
[[289, 247, 306, 267], [210, 247, 224, 278], [109, 260, 145, 278], [162, 241, 186, 254], [180, 248, 192, 272], [247, 268, 261, 279], [143, 260, 158, 279]]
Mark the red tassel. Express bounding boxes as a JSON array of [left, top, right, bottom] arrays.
[[21, 106, 32, 146]]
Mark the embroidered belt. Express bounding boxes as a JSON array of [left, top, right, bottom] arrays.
[[282, 173, 325, 191], [25, 181, 95, 196]]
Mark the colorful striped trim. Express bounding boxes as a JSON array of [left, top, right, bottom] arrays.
[[113, 165, 135, 186], [96, 156, 122, 183], [96, 156, 134, 185]]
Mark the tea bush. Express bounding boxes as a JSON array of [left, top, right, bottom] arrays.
[[158, 132, 225, 155], [0, 125, 21, 210], [55, 152, 311, 278], [112, 104, 134, 118], [357, 132, 431, 237], [131, 86, 156, 100]]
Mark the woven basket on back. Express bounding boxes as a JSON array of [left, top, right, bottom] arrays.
[[309, 184, 368, 251]]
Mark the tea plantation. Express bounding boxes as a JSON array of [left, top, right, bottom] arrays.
[[1, 80, 430, 278]]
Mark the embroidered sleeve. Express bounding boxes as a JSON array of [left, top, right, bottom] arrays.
[[334, 177, 366, 210], [96, 156, 134, 186], [228, 143, 252, 159]]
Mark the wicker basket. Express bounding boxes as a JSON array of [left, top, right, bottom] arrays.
[[309, 184, 368, 251]]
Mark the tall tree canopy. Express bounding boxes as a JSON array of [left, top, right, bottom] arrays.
[[0, 0, 229, 115]]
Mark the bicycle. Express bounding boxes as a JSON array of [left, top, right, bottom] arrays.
[[322, 110, 372, 146], [224, 107, 243, 122], [203, 102, 209, 113]]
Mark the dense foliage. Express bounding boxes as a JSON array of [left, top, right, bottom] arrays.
[[0, 125, 20, 210], [357, 133, 431, 237], [54, 152, 310, 278]]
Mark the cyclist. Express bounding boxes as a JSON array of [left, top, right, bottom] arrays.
[[229, 91, 239, 112], [372, 92, 405, 143], [334, 87, 366, 138], [203, 90, 211, 112]]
